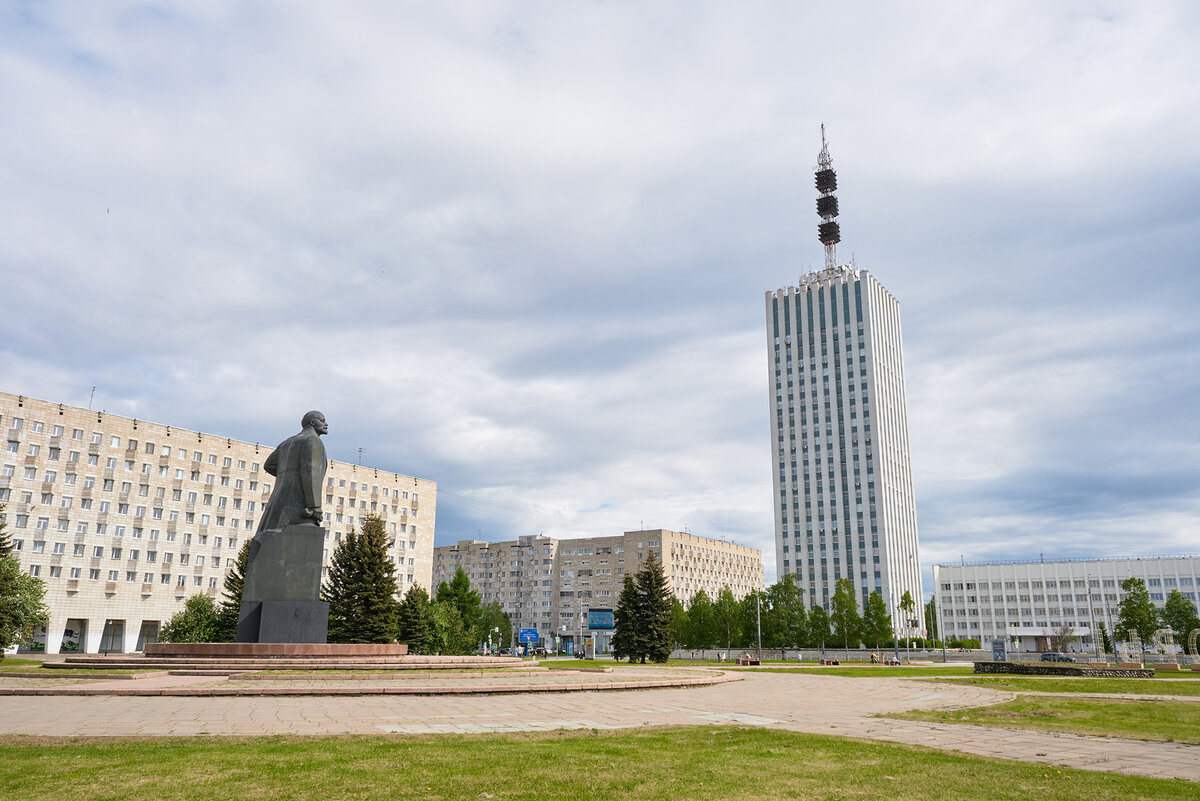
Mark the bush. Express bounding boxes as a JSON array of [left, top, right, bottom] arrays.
[[159, 594, 219, 643]]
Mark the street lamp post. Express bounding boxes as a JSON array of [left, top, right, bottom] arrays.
[[755, 591, 762, 663], [1086, 573, 1100, 660]]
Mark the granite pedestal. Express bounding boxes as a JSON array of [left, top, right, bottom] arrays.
[[236, 524, 329, 643]]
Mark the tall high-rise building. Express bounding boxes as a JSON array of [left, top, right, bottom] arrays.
[[764, 128, 921, 632]]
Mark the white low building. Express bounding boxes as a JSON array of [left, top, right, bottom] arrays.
[[933, 554, 1200, 653]]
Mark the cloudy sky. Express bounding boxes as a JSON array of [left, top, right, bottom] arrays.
[[3, 2, 1198, 593]]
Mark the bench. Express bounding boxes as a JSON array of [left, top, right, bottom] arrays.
[[819, 658, 840, 666], [736, 656, 760, 666]]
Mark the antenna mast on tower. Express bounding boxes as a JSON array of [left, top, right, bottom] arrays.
[[815, 124, 841, 270]]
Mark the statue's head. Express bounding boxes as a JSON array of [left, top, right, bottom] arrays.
[[301, 410, 328, 434]]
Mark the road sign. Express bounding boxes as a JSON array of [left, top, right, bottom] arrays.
[[518, 628, 539, 643]]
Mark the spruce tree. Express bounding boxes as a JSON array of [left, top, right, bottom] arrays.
[[636, 550, 673, 663], [397, 585, 435, 654], [610, 574, 640, 661], [322, 513, 399, 643], [214, 540, 250, 641]]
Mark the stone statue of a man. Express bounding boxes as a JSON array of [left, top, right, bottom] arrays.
[[255, 410, 328, 532], [236, 411, 330, 643]]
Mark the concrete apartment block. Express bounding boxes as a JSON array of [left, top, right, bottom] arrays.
[[434, 529, 762, 653], [0, 391, 436, 654]]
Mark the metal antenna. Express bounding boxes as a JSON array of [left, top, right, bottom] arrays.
[[815, 123, 841, 270]]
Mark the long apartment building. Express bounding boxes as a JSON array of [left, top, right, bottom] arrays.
[[0, 391, 436, 654], [433, 529, 762, 653], [934, 554, 1200, 653]]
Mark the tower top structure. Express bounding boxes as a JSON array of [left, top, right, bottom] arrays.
[[815, 123, 841, 270]]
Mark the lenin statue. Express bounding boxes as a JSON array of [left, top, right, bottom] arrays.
[[235, 411, 331, 643]]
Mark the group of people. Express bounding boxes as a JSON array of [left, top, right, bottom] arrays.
[[869, 652, 902, 665]]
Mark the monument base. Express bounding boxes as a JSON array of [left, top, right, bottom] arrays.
[[236, 524, 327, 644], [236, 600, 330, 644]]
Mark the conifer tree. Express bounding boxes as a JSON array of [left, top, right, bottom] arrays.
[[397, 585, 435, 655], [636, 550, 673, 663], [611, 574, 641, 661], [322, 513, 399, 643], [214, 540, 250, 641]]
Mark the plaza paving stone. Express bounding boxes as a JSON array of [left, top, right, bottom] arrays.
[[0, 669, 1196, 781]]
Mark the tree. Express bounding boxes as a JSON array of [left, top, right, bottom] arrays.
[[829, 578, 862, 650], [685, 588, 717, 649], [435, 567, 483, 642], [1162, 590, 1200, 653], [738, 589, 764, 649], [635, 550, 673, 663], [1048, 624, 1078, 653], [668, 598, 689, 650], [1097, 621, 1114, 654], [397, 585, 436, 655], [158, 594, 219, 643], [808, 604, 831, 649], [924, 599, 938, 643], [611, 575, 641, 661], [322, 513, 400, 644], [477, 601, 513, 652], [1115, 577, 1160, 649], [714, 586, 741, 648], [764, 574, 807, 648], [0, 555, 47, 653], [0, 504, 12, 558], [214, 540, 250, 642], [861, 591, 892, 649], [429, 600, 472, 654], [899, 590, 917, 644]]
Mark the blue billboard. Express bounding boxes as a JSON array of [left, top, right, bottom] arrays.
[[588, 609, 614, 630]]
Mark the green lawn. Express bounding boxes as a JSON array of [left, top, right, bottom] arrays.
[[0, 659, 157, 676], [0, 727, 1195, 801], [890, 696, 1200, 744], [731, 665, 974, 677], [931, 676, 1200, 696]]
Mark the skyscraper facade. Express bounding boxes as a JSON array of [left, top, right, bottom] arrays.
[[764, 132, 921, 632]]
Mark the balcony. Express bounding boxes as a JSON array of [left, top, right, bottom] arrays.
[[141, 583, 153, 595], [66, 579, 79, 592], [104, 581, 118, 594]]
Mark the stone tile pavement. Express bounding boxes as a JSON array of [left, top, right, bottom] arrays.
[[0, 671, 1196, 781]]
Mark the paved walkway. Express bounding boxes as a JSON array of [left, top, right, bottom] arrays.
[[1, 671, 1196, 781]]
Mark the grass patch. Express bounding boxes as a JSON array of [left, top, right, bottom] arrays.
[[731, 665, 974, 678], [0, 727, 1195, 800], [890, 697, 1200, 744], [932, 676, 1200, 696]]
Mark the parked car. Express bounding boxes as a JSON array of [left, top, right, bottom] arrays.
[[1040, 651, 1076, 662]]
